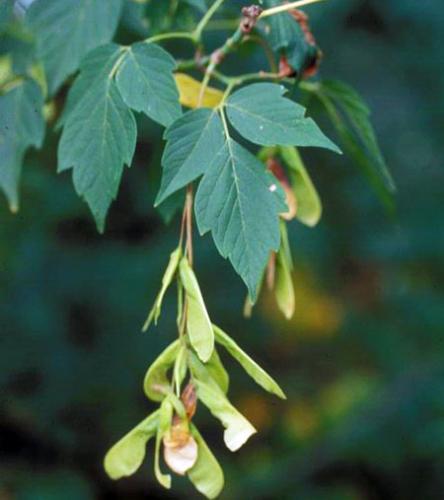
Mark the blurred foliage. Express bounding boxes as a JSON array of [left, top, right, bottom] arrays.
[[1, 0, 444, 499]]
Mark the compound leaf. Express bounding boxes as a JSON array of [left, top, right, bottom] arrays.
[[195, 139, 287, 301], [58, 44, 137, 232], [0, 79, 45, 211], [226, 83, 340, 153], [156, 108, 224, 205], [27, 0, 123, 95], [115, 42, 181, 127], [104, 410, 159, 480]]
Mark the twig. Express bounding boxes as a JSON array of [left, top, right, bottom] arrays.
[[259, 0, 326, 19]]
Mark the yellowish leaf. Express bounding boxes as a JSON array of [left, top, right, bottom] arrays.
[[175, 73, 223, 109]]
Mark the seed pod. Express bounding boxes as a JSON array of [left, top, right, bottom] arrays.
[[267, 158, 297, 220], [181, 382, 197, 421], [163, 419, 198, 475]]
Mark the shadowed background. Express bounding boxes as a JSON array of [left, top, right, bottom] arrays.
[[1, 0, 444, 498]]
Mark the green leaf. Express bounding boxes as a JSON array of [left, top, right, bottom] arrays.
[[279, 146, 322, 227], [154, 399, 173, 489], [188, 350, 229, 394], [213, 325, 286, 399], [308, 79, 396, 210], [58, 44, 137, 232], [143, 247, 182, 331], [155, 108, 224, 205], [188, 425, 224, 499], [144, 340, 180, 402], [27, 0, 123, 95], [179, 257, 214, 362], [115, 42, 181, 127], [0, 79, 45, 211], [259, 0, 319, 76], [195, 138, 287, 301], [226, 83, 340, 153], [156, 189, 185, 224], [103, 410, 159, 480], [275, 222, 295, 320], [194, 378, 256, 451]]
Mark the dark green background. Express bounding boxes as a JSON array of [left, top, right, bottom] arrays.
[[1, 0, 444, 498]]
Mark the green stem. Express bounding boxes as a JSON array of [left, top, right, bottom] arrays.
[[211, 70, 232, 86], [145, 31, 197, 44], [176, 56, 210, 71], [219, 106, 231, 141], [197, 25, 243, 103], [108, 46, 129, 79], [197, 69, 213, 107], [193, 0, 226, 41]]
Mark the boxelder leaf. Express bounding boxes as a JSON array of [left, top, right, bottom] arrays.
[[175, 73, 223, 110], [179, 258, 214, 362], [324, 80, 396, 192], [115, 42, 181, 127], [275, 222, 295, 320], [308, 79, 396, 210], [226, 83, 341, 153], [194, 378, 256, 451], [103, 410, 159, 480], [0, 79, 45, 211], [279, 146, 322, 227], [27, 0, 123, 95], [58, 44, 137, 232], [195, 139, 287, 301], [188, 424, 224, 500], [143, 247, 182, 331], [156, 108, 224, 205], [144, 340, 180, 402], [213, 325, 286, 399]]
